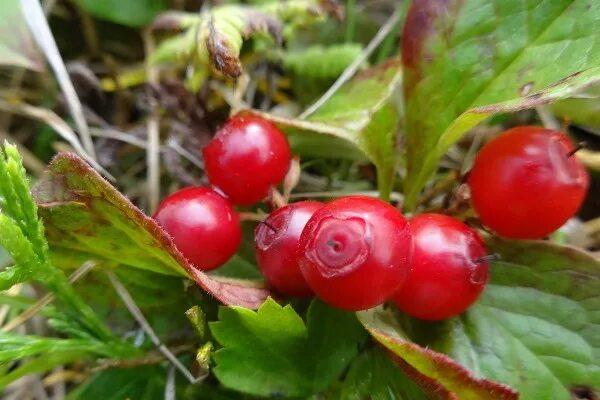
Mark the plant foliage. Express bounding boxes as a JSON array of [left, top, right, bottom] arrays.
[[1, 0, 600, 398], [0, 143, 139, 390], [210, 298, 366, 397], [151, 0, 341, 89], [401, 0, 600, 209]]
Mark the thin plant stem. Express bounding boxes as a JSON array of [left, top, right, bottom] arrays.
[[300, 5, 404, 119], [106, 270, 202, 384]]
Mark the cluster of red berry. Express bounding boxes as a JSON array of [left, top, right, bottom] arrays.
[[153, 114, 291, 271], [256, 198, 488, 319], [153, 114, 589, 320]]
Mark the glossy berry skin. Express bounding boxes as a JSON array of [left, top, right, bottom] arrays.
[[297, 196, 412, 311], [468, 126, 589, 239], [393, 214, 489, 321], [153, 187, 241, 271], [255, 201, 322, 297], [202, 113, 292, 205]]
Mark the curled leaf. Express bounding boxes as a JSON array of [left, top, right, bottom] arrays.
[[204, 7, 282, 77], [206, 17, 241, 78], [151, 0, 340, 80]]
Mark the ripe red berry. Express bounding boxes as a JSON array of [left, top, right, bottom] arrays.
[[202, 113, 292, 205], [254, 201, 322, 297], [297, 196, 412, 311], [393, 213, 489, 321], [468, 126, 589, 239], [153, 187, 241, 271]]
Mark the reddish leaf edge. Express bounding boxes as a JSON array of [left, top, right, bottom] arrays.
[[359, 313, 518, 400], [382, 346, 518, 400], [34, 152, 271, 309], [382, 347, 457, 400]]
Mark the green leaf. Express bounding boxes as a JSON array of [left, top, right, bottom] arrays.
[[67, 365, 168, 400], [286, 130, 368, 163], [0, 1, 43, 70], [473, 238, 600, 398], [209, 255, 262, 281], [211, 298, 310, 397], [210, 298, 366, 397], [551, 86, 600, 128], [0, 352, 93, 390], [150, 28, 196, 65], [341, 348, 426, 400], [305, 298, 368, 390], [151, 0, 340, 83], [32, 152, 272, 309], [283, 43, 364, 81], [250, 59, 403, 200], [0, 144, 113, 341], [0, 291, 32, 310], [0, 213, 44, 290], [0, 332, 133, 362], [184, 383, 248, 400], [357, 308, 518, 400], [0, 332, 138, 390], [283, 43, 365, 104], [0, 144, 48, 261], [60, 265, 199, 341], [76, 0, 168, 27], [402, 0, 600, 209], [185, 305, 207, 339], [359, 238, 600, 400]]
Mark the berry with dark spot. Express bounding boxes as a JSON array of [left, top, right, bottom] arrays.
[[297, 196, 412, 311]]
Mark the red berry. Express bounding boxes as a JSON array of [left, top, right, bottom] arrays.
[[153, 187, 241, 271], [297, 196, 412, 311], [202, 113, 292, 205], [255, 201, 322, 297], [393, 213, 489, 321], [468, 126, 589, 239]]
